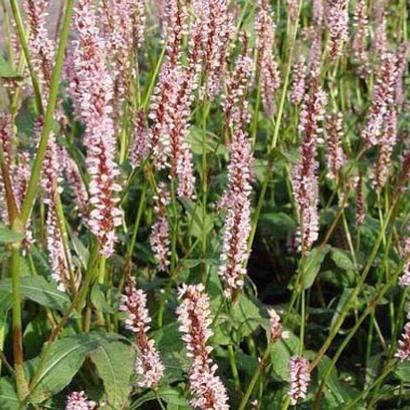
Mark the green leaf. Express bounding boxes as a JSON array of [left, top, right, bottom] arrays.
[[28, 333, 103, 403], [0, 378, 19, 410], [270, 333, 299, 380], [318, 356, 353, 406], [231, 295, 263, 338], [156, 387, 189, 406], [395, 360, 410, 382], [90, 338, 135, 409], [0, 276, 71, 311], [259, 212, 296, 237], [0, 55, 22, 80], [301, 245, 331, 290], [27, 333, 128, 405], [0, 224, 24, 243], [330, 248, 356, 272]]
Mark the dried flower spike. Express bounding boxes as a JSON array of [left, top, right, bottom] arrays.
[[177, 284, 229, 410], [120, 277, 164, 388]]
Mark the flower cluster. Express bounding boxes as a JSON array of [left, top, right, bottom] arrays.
[[355, 173, 366, 227], [398, 229, 410, 287], [372, 108, 397, 192], [292, 83, 327, 253], [395, 43, 408, 107], [222, 54, 254, 129], [202, 0, 233, 99], [24, 0, 55, 95], [325, 112, 345, 179], [120, 277, 164, 388], [290, 57, 307, 105], [65, 391, 96, 410], [150, 183, 171, 271], [288, 356, 311, 405], [268, 308, 287, 343], [130, 110, 149, 169], [361, 52, 397, 147], [177, 284, 229, 410], [396, 319, 410, 362], [255, 0, 281, 116], [352, 0, 369, 78], [218, 125, 254, 297], [102, 0, 146, 113], [72, 0, 122, 257], [326, 0, 349, 60], [64, 155, 89, 217]]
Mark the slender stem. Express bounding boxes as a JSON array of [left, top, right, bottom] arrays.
[[227, 344, 241, 391], [20, 0, 75, 225], [310, 198, 399, 371], [11, 243, 28, 402], [8, 0, 43, 115], [238, 344, 271, 410]]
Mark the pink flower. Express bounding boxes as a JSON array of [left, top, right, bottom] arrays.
[[65, 391, 96, 410], [373, 7, 387, 55], [47, 201, 71, 292], [24, 0, 55, 97], [396, 320, 410, 362], [326, 0, 349, 60], [372, 108, 397, 192], [352, 0, 369, 78], [120, 277, 164, 388], [355, 173, 366, 227], [150, 183, 171, 271], [130, 110, 149, 168], [72, 0, 122, 257], [325, 112, 346, 179], [268, 308, 286, 342], [288, 356, 311, 405], [289, 56, 307, 105], [398, 230, 410, 287], [222, 54, 254, 129], [177, 284, 229, 410], [201, 0, 233, 99], [395, 43, 408, 107], [219, 126, 253, 297], [361, 52, 397, 147], [64, 155, 89, 217], [292, 83, 327, 252], [255, 0, 281, 116], [101, 0, 146, 113]]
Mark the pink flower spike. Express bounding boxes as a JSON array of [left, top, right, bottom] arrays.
[[326, 0, 349, 60], [65, 391, 96, 410], [396, 321, 410, 362], [72, 0, 122, 257], [177, 284, 229, 410], [288, 356, 311, 405], [120, 277, 164, 388]]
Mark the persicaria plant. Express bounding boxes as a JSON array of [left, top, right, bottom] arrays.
[[0, 0, 409, 408]]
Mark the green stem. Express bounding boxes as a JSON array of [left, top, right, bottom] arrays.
[[11, 243, 29, 402], [20, 0, 75, 225], [8, 0, 43, 115], [310, 198, 399, 371], [227, 344, 241, 391], [238, 344, 271, 410]]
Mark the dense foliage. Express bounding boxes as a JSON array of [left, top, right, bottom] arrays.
[[0, 0, 409, 408]]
